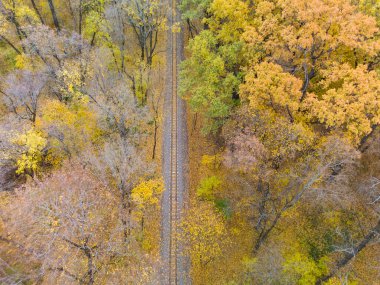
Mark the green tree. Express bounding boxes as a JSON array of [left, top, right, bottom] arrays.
[[179, 30, 241, 133]]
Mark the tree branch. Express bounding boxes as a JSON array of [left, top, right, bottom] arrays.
[[0, 34, 21, 54], [316, 219, 380, 285]]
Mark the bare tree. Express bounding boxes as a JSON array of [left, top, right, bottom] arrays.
[[122, 0, 166, 65], [2, 70, 47, 123], [223, 127, 266, 171], [0, 0, 27, 43], [245, 137, 359, 253], [84, 53, 153, 240], [23, 25, 88, 69], [150, 88, 161, 159], [88, 136, 152, 243], [21, 25, 92, 102], [0, 116, 26, 191], [314, 136, 380, 284], [316, 217, 380, 284], [104, 0, 128, 72], [148, 62, 164, 159], [0, 162, 141, 284], [88, 49, 148, 139], [106, 0, 166, 66]]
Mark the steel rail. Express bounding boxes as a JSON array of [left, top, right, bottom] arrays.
[[169, 0, 178, 283]]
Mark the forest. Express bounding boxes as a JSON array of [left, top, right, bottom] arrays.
[[1, 0, 380, 284]]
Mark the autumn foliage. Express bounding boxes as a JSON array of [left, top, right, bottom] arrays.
[[0, 0, 380, 284], [180, 0, 380, 283]]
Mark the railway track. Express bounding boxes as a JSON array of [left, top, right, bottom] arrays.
[[169, 0, 178, 283]]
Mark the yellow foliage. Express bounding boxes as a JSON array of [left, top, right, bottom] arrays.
[[201, 154, 222, 169], [324, 277, 341, 285], [241, 62, 303, 118], [39, 99, 102, 164], [358, 0, 380, 26], [1, 2, 39, 25], [141, 236, 153, 251], [207, 0, 249, 43], [242, 0, 380, 147], [133, 64, 149, 105], [196, 175, 222, 200], [131, 178, 164, 209], [275, 0, 377, 54], [305, 64, 380, 145], [171, 22, 182, 33], [243, 0, 380, 77], [15, 54, 27, 69], [83, 9, 109, 43], [179, 201, 230, 268], [282, 252, 329, 284], [58, 62, 90, 104], [41, 100, 76, 126], [322, 211, 343, 228], [15, 5, 39, 24], [12, 128, 47, 175]]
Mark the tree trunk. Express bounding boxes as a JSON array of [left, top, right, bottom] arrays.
[[79, 0, 83, 35], [140, 41, 145, 61], [300, 63, 315, 102], [191, 112, 198, 134], [85, 247, 95, 285], [30, 0, 44, 24], [186, 18, 195, 39], [253, 212, 282, 254], [152, 119, 158, 159], [120, 188, 133, 242], [90, 32, 97, 46], [47, 0, 61, 32], [316, 219, 380, 285], [0, 34, 21, 54], [359, 125, 378, 152], [0, 1, 27, 45]]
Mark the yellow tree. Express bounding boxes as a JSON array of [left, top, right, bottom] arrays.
[[39, 98, 101, 163], [131, 178, 164, 251], [241, 62, 303, 123], [206, 0, 249, 44], [243, 0, 380, 100], [238, 62, 315, 163], [305, 63, 380, 145], [131, 179, 164, 210], [242, 0, 380, 145], [11, 127, 47, 176]]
